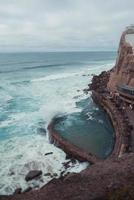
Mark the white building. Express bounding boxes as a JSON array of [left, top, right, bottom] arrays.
[[126, 25, 134, 33]]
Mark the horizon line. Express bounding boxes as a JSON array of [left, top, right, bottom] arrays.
[[0, 50, 117, 54]]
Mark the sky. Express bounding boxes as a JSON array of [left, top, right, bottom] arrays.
[[0, 0, 134, 52]]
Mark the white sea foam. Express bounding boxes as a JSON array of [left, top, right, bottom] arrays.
[[0, 91, 13, 104], [0, 135, 88, 195], [31, 62, 114, 83], [31, 72, 79, 82], [0, 66, 90, 195]]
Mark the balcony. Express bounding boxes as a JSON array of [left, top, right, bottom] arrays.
[[117, 85, 134, 104]]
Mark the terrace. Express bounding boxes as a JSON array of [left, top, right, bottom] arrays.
[[125, 30, 134, 49], [117, 85, 134, 104]]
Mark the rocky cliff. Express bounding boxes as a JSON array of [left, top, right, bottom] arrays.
[[108, 28, 134, 91]]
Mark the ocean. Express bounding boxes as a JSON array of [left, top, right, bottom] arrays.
[[0, 51, 116, 195]]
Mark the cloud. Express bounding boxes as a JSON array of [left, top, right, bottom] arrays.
[[0, 0, 134, 52]]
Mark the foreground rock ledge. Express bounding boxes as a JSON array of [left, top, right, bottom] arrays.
[[1, 154, 134, 200]]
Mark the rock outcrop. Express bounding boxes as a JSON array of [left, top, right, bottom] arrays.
[[25, 170, 42, 182], [1, 154, 134, 200], [108, 28, 134, 91]]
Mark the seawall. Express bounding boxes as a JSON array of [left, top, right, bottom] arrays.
[[48, 122, 101, 164], [91, 79, 132, 158]]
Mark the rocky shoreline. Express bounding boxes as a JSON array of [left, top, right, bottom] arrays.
[[1, 29, 134, 200], [90, 71, 133, 158], [48, 68, 133, 163], [1, 154, 134, 200]]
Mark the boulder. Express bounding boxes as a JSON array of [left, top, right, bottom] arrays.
[[14, 188, 22, 195], [44, 173, 51, 177], [23, 187, 32, 193], [62, 161, 71, 169], [44, 152, 53, 156], [25, 170, 42, 182]]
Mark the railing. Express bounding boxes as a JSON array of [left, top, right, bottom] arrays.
[[117, 85, 134, 96], [126, 25, 134, 29]]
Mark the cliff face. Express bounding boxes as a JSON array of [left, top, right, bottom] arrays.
[[108, 29, 134, 91]]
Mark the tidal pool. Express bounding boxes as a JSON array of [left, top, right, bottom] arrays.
[[54, 98, 115, 159]]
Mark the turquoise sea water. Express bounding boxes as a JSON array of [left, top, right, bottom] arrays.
[[0, 52, 116, 194]]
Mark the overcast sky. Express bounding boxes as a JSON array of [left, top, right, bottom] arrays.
[[0, 0, 134, 52]]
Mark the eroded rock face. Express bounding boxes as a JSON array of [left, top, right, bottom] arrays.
[[25, 170, 42, 182], [89, 71, 110, 92], [108, 30, 134, 91]]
